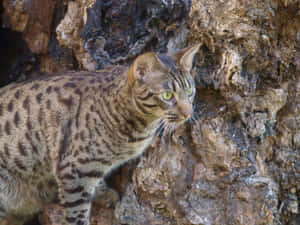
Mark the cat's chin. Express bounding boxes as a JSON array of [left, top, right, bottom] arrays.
[[165, 117, 188, 127], [177, 118, 190, 126]]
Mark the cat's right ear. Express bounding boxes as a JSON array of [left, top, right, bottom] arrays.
[[128, 52, 167, 85]]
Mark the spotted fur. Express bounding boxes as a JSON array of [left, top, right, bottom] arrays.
[[0, 45, 200, 225]]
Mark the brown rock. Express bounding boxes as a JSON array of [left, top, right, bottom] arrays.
[[3, 0, 55, 54]]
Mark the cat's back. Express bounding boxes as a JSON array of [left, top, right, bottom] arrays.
[[0, 65, 126, 114], [0, 65, 127, 160], [0, 65, 126, 98]]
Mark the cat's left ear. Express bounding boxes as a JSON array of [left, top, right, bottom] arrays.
[[174, 43, 201, 72], [129, 52, 167, 84]]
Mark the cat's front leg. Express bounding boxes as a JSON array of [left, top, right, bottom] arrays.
[[94, 179, 119, 208], [56, 163, 102, 225]]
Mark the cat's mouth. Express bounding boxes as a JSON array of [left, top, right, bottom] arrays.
[[158, 113, 190, 137], [165, 112, 190, 124], [165, 113, 179, 122]]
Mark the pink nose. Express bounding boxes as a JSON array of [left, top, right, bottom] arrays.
[[179, 104, 193, 118]]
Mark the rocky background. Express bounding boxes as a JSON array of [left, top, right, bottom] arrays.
[[1, 0, 299, 224]]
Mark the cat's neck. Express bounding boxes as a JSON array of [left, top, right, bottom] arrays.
[[93, 72, 161, 143], [119, 79, 161, 138]]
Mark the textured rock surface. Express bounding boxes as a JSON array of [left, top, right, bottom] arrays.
[[1, 0, 299, 224]]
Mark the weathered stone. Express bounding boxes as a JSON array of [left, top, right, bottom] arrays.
[[3, 0, 55, 54]]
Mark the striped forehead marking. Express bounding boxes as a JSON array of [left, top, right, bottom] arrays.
[[169, 70, 191, 90], [157, 54, 193, 90]]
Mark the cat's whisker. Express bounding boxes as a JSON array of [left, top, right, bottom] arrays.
[[162, 122, 176, 144], [156, 119, 166, 137], [166, 124, 172, 144], [163, 123, 170, 139]]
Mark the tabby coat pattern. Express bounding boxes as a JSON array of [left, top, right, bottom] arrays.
[[0, 44, 200, 225]]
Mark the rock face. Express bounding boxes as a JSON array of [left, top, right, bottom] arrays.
[[1, 0, 299, 225]]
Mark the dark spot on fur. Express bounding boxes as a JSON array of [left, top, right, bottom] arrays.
[[85, 113, 90, 121], [54, 87, 60, 93], [14, 111, 20, 127], [74, 88, 82, 95], [23, 96, 30, 111], [38, 108, 43, 125], [58, 96, 73, 111], [58, 162, 70, 171], [14, 158, 26, 170], [105, 77, 112, 82], [4, 144, 10, 158], [25, 132, 39, 154], [7, 101, 13, 112], [36, 93, 43, 103], [14, 90, 20, 99], [46, 86, 52, 94], [66, 217, 76, 223], [31, 83, 40, 90], [70, 77, 84, 82], [77, 170, 103, 178], [18, 142, 27, 156], [97, 149, 103, 154], [74, 150, 79, 157], [80, 131, 85, 141], [35, 132, 41, 142], [4, 121, 11, 135], [46, 99, 51, 109], [27, 120, 32, 130], [64, 82, 77, 88], [58, 120, 72, 162], [77, 214, 85, 219]]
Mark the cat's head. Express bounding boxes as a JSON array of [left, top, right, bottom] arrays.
[[128, 44, 200, 125]]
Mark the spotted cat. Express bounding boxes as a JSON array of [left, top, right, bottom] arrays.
[[0, 44, 200, 225]]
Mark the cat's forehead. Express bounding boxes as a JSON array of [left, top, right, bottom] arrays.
[[139, 53, 194, 92], [145, 71, 194, 93]]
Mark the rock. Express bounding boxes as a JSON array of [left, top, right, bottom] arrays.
[[3, 0, 55, 54], [55, 0, 98, 71]]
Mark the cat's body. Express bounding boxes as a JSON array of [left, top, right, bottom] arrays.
[[0, 45, 200, 225], [0, 66, 155, 219]]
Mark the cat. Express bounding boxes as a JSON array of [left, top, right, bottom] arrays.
[[0, 44, 200, 225]]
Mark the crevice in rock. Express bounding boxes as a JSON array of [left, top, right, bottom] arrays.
[[0, 27, 35, 87], [0, 0, 38, 87]]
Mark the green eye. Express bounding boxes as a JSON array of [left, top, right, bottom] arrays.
[[186, 88, 193, 96], [162, 91, 173, 100]]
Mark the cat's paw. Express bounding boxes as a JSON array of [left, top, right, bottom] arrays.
[[0, 216, 24, 225], [93, 186, 120, 208]]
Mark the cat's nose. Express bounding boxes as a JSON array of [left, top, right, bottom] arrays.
[[179, 104, 193, 119]]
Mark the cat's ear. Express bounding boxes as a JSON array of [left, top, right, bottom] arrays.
[[174, 44, 201, 72], [129, 52, 167, 84]]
